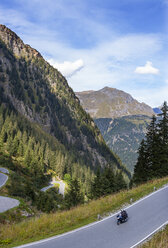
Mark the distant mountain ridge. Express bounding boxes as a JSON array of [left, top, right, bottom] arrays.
[[76, 87, 154, 172], [76, 87, 154, 119]]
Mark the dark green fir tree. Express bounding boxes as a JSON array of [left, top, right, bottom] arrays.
[[157, 101, 168, 176]]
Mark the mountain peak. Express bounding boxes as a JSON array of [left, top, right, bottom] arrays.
[[100, 86, 112, 91], [76, 87, 154, 118], [0, 24, 42, 59]]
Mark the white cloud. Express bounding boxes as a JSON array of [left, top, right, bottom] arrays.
[[135, 61, 159, 75], [129, 83, 168, 107], [0, 2, 166, 106], [48, 59, 84, 77]]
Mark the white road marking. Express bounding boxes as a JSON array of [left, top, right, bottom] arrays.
[[14, 184, 168, 248], [130, 220, 168, 248]]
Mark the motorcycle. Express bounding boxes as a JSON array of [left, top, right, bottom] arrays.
[[117, 211, 128, 225]]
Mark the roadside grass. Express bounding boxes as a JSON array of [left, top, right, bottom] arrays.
[[0, 177, 168, 248], [140, 225, 168, 248]]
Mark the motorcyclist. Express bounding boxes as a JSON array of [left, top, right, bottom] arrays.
[[121, 209, 128, 220], [117, 209, 128, 225]]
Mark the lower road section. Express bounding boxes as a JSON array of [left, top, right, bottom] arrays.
[[41, 180, 65, 196], [0, 168, 20, 213], [0, 168, 9, 174], [15, 185, 168, 248], [0, 196, 20, 213], [0, 173, 8, 188]]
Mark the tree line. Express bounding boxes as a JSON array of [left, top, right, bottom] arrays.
[[0, 105, 95, 191], [132, 102, 168, 185], [0, 104, 128, 212]]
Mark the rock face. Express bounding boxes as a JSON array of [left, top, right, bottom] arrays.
[[76, 87, 154, 119], [0, 25, 42, 59], [0, 24, 130, 179]]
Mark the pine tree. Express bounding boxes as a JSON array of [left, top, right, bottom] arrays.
[[17, 140, 24, 156], [0, 125, 7, 143], [133, 102, 168, 184], [6, 136, 13, 156], [0, 114, 3, 131], [90, 168, 103, 199], [157, 102, 168, 176], [101, 167, 115, 195], [24, 149, 32, 167], [115, 171, 127, 191], [133, 139, 149, 184], [145, 115, 160, 177], [25, 183, 35, 201], [65, 178, 84, 208]]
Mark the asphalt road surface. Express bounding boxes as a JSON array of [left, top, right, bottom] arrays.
[[0, 168, 20, 213], [41, 181, 65, 196], [15, 185, 168, 248], [0, 167, 9, 174], [0, 196, 20, 213], [0, 172, 8, 187], [57, 181, 65, 196]]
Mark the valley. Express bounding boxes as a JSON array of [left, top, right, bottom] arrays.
[[0, 11, 167, 248]]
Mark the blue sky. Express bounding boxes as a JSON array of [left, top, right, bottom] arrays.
[[0, 0, 167, 107]]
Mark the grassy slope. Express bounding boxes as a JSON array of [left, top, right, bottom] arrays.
[[1, 177, 168, 247]]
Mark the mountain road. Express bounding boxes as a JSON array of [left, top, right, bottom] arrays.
[[41, 180, 65, 196], [0, 167, 9, 174], [15, 185, 168, 248], [0, 172, 8, 188], [0, 168, 20, 213]]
